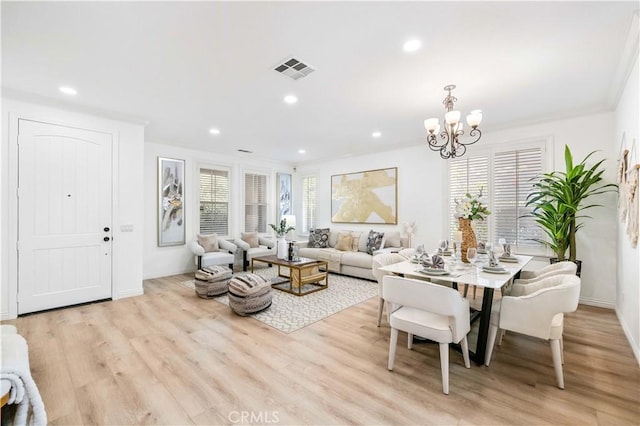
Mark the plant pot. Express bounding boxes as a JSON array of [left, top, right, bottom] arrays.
[[550, 258, 582, 277], [458, 218, 477, 263]]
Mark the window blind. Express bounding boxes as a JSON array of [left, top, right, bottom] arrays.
[[199, 168, 229, 235], [244, 173, 267, 232], [449, 156, 489, 244], [302, 176, 317, 233], [493, 147, 543, 249], [448, 143, 545, 253]]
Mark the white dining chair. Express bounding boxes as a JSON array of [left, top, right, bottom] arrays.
[[372, 252, 407, 326], [518, 261, 578, 281], [484, 274, 581, 389], [383, 275, 471, 394]]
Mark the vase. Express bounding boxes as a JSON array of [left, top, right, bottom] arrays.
[[277, 237, 288, 259], [458, 218, 477, 263]]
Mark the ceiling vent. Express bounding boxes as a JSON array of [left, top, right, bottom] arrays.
[[274, 57, 315, 81]]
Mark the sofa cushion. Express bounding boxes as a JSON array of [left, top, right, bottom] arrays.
[[341, 251, 374, 269], [335, 233, 353, 251], [309, 228, 330, 248], [382, 231, 401, 248], [197, 233, 220, 252], [351, 231, 363, 251], [366, 230, 385, 255], [241, 232, 259, 248]]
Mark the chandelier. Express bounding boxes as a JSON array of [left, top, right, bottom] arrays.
[[424, 84, 483, 159]]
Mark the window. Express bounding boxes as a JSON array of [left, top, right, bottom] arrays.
[[244, 172, 267, 232], [302, 176, 317, 233], [199, 167, 229, 235], [448, 141, 546, 254]]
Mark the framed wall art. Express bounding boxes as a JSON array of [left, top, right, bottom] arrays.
[[331, 167, 397, 224], [277, 172, 292, 221], [158, 157, 185, 246]]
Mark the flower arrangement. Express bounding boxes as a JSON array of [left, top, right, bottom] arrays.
[[269, 218, 295, 237], [454, 187, 491, 220]]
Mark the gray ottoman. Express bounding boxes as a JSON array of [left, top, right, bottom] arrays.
[[228, 273, 273, 316], [194, 265, 233, 298]]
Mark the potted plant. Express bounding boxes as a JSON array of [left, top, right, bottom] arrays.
[[525, 145, 617, 272], [269, 218, 295, 259]]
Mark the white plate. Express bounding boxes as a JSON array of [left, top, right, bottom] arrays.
[[482, 266, 508, 274], [421, 268, 450, 276]]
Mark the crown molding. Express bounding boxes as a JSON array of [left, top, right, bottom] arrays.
[[608, 11, 640, 108]]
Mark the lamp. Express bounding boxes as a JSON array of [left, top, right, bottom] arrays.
[[424, 84, 482, 159], [282, 214, 296, 240]]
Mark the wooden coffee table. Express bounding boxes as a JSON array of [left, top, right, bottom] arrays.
[[251, 255, 328, 296]]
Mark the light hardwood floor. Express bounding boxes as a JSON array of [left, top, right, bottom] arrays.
[[3, 273, 639, 425]]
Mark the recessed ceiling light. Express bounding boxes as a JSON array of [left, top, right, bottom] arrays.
[[209, 128, 221, 135], [59, 86, 77, 95], [298, 149, 306, 154], [284, 95, 298, 104], [372, 131, 382, 138], [403, 39, 422, 52]]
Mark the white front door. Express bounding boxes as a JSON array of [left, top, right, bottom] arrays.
[[17, 119, 113, 314]]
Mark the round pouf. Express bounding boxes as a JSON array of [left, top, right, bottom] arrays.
[[194, 265, 233, 299], [228, 273, 273, 316]]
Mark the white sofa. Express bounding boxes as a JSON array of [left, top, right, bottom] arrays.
[[297, 229, 408, 280]]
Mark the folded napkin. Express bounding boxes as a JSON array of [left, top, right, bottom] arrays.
[[477, 241, 485, 251], [422, 254, 445, 269], [502, 243, 511, 257]]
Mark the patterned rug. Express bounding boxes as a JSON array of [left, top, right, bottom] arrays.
[[181, 267, 377, 333]]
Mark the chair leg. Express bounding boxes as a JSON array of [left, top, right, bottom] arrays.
[[463, 284, 469, 298], [485, 325, 499, 366], [439, 343, 450, 395], [407, 333, 413, 350], [473, 285, 477, 299], [550, 339, 565, 389], [377, 298, 384, 327], [388, 328, 399, 370], [560, 337, 564, 364], [497, 329, 506, 346], [460, 336, 470, 368]]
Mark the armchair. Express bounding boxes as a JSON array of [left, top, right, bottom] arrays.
[[190, 236, 237, 270], [484, 274, 581, 389], [234, 235, 276, 271], [383, 275, 471, 395]]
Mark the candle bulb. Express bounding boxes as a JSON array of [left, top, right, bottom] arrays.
[[454, 231, 463, 242]]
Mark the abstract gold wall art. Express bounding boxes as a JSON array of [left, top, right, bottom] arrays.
[[331, 167, 397, 224]]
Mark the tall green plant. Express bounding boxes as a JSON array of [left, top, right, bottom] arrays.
[[526, 145, 617, 261]]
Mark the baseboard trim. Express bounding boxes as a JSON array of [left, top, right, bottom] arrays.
[[143, 268, 194, 280], [616, 308, 640, 366], [117, 288, 144, 299], [579, 297, 615, 309], [1, 312, 14, 321]]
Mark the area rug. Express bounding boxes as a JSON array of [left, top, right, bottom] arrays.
[[181, 268, 377, 333]]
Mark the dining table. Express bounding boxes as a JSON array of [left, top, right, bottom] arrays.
[[378, 253, 533, 365]]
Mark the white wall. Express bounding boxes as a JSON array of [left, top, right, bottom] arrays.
[[143, 142, 290, 279], [615, 52, 640, 364], [296, 111, 618, 308], [1, 97, 145, 319]]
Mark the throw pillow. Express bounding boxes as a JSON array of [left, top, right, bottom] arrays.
[[350, 231, 362, 252], [241, 232, 260, 248], [382, 231, 401, 248], [197, 233, 219, 253], [335, 233, 353, 251], [308, 228, 330, 248], [366, 230, 385, 255]]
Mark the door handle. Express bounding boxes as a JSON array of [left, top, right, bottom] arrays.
[[104, 237, 110, 242]]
